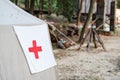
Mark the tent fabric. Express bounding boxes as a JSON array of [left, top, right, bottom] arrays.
[[116, 9, 120, 24], [0, 0, 58, 80], [0, 26, 58, 80], [80, 0, 115, 14], [81, 0, 96, 13], [0, 0, 44, 25]]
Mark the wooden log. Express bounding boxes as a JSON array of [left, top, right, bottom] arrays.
[[45, 21, 77, 45]]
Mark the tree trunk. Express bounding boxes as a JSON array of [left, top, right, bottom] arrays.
[[29, 0, 35, 14], [39, 0, 44, 18], [96, 0, 105, 30], [78, 0, 96, 43], [48, 0, 51, 15], [110, 1, 116, 31], [15, 0, 18, 5], [25, 0, 30, 10], [39, 0, 44, 11], [77, 0, 83, 26]]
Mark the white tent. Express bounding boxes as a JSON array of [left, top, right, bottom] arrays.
[[116, 9, 120, 24], [81, 0, 115, 14], [0, 0, 58, 80]]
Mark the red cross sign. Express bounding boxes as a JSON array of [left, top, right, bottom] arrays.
[[14, 24, 56, 74], [28, 40, 42, 59]]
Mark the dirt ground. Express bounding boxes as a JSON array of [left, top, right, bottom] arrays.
[[53, 35, 120, 80]]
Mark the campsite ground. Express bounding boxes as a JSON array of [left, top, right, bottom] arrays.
[[43, 14, 120, 80], [54, 35, 120, 80]]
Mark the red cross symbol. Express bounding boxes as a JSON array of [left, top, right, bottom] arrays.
[[28, 40, 42, 59]]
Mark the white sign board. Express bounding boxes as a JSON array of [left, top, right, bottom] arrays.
[[13, 24, 56, 74]]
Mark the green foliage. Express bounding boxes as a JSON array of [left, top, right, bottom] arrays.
[[10, 0, 25, 7], [49, 0, 58, 13], [117, 0, 120, 8], [10, 0, 75, 21], [57, 0, 75, 22], [10, 0, 14, 2], [35, 0, 57, 13], [19, 0, 24, 3]]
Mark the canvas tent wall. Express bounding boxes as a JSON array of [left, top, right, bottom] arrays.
[[0, 0, 43, 25], [116, 9, 120, 24], [0, 0, 58, 80], [80, 0, 115, 15]]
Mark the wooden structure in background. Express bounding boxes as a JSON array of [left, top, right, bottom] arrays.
[[79, 0, 116, 31], [77, 24, 106, 51], [110, 1, 116, 31], [96, 0, 116, 31], [96, 0, 105, 29]]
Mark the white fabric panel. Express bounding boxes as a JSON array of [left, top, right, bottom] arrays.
[[105, 0, 114, 14], [14, 24, 57, 74], [0, 0, 44, 25], [0, 0, 58, 80], [81, 0, 97, 13], [81, 0, 115, 14], [0, 26, 58, 80]]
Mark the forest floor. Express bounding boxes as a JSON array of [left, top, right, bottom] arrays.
[[54, 35, 120, 80]]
